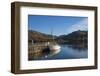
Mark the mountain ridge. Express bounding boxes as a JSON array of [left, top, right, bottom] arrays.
[[28, 30, 88, 44]]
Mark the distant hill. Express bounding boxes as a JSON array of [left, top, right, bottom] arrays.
[[56, 30, 88, 44], [28, 30, 57, 43], [28, 30, 88, 44]]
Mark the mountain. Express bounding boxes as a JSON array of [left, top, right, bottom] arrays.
[[28, 30, 56, 43], [56, 30, 88, 44], [28, 30, 88, 44]]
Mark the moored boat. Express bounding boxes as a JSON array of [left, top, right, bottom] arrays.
[[48, 27, 61, 54], [49, 44, 61, 54]]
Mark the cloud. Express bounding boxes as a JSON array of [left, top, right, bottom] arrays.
[[66, 18, 88, 34]]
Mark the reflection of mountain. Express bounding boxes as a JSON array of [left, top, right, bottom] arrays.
[[28, 30, 88, 45]]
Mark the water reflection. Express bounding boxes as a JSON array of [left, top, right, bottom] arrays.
[[29, 44, 88, 60], [67, 44, 87, 52]]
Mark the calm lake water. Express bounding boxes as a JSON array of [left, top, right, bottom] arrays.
[[29, 44, 88, 60]]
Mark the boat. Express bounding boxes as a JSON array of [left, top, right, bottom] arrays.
[[48, 28, 61, 54], [49, 44, 61, 54]]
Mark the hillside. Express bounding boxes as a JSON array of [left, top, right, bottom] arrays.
[[28, 30, 88, 44], [28, 30, 56, 43], [56, 30, 88, 44]]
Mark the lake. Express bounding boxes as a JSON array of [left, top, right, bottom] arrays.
[[29, 44, 88, 60]]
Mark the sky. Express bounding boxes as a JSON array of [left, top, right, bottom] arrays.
[[28, 15, 88, 36]]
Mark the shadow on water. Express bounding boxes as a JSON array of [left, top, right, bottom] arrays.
[[42, 47, 51, 55]]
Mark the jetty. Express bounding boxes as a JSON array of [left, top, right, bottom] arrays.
[[28, 42, 52, 57]]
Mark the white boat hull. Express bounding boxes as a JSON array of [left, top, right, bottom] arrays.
[[49, 45, 61, 54]]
